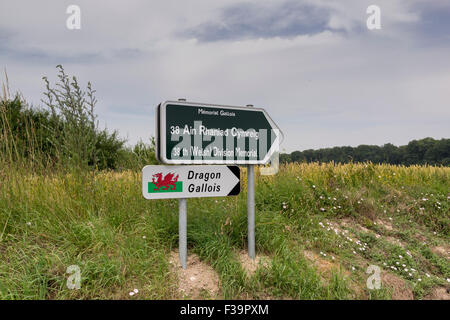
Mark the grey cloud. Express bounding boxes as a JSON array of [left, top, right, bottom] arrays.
[[0, 46, 102, 65], [410, 2, 450, 45], [0, 38, 144, 65], [182, 1, 334, 42]]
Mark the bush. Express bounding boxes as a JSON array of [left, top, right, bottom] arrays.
[[1, 66, 129, 170]]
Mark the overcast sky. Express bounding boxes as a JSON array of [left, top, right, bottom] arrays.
[[1, 0, 449, 152]]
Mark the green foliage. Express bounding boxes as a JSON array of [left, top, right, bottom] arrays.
[[0, 66, 151, 170], [41, 65, 98, 169], [282, 138, 450, 166], [93, 130, 126, 170]]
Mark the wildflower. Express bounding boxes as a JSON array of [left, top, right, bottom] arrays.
[[352, 267, 355, 271], [134, 289, 139, 294], [142, 236, 146, 239], [398, 255, 403, 259], [129, 292, 135, 296], [426, 273, 430, 278], [312, 185, 316, 189], [418, 278, 422, 282], [320, 208, 325, 212]]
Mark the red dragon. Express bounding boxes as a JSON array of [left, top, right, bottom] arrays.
[[152, 172, 179, 191]]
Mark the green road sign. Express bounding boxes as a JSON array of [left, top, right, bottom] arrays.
[[156, 101, 283, 164]]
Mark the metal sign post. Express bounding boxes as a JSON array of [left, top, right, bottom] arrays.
[[247, 164, 255, 259], [145, 99, 283, 268], [245, 104, 256, 260], [179, 198, 187, 269], [142, 165, 241, 269]]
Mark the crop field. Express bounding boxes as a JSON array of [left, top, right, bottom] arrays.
[[0, 162, 448, 300]]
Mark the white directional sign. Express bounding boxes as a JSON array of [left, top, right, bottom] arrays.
[[142, 165, 240, 200]]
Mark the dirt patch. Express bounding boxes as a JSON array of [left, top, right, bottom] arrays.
[[305, 249, 369, 299], [424, 287, 450, 300], [303, 250, 350, 277], [238, 250, 270, 277], [431, 246, 450, 259], [376, 219, 394, 231], [169, 251, 221, 299], [339, 218, 372, 235], [414, 233, 427, 243], [385, 236, 405, 248], [381, 272, 414, 300]]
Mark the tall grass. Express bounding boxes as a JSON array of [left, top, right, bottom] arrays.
[[0, 162, 448, 299]]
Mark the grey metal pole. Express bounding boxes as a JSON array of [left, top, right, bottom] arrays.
[[245, 104, 256, 260], [177, 98, 188, 269], [247, 164, 255, 259], [179, 198, 187, 269]]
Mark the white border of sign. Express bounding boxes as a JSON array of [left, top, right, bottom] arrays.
[[157, 101, 284, 165]]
